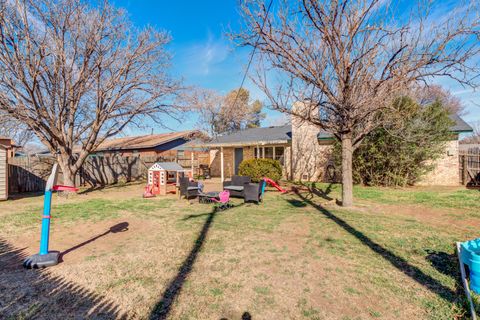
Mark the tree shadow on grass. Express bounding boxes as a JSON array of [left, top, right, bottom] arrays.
[[220, 311, 253, 320], [425, 250, 462, 283], [292, 188, 460, 304], [77, 181, 144, 195], [150, 203, 244, 319], [290, 182, 335, 201], [0, 238, 125, 319], [149, 208, 217, 319]]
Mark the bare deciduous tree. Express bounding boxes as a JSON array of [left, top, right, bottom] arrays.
[[237, 0, 480, 206], [414, 85, 464, 115], [0, 0, 181, 185], [187, 88, 224, 138], [0, 113, 34, 146], [461, 121, 480, 144], [189, 87, 265, 138]]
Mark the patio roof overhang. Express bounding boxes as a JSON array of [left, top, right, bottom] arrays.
[[188, 139, 291, 148]]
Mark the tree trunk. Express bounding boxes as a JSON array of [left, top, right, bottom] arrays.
[[341, 134, 354, 207], [57, 156, 77, 187]]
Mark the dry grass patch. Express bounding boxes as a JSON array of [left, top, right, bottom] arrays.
[[1, 183, 478, 319]]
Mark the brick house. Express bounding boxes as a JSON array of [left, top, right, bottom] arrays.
[[195, 125, 301, 181], [195, 113, 472, 185], [192, 124, 336, 181]]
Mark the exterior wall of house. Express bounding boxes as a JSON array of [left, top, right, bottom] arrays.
[[0, 146, 7, 200], [0, 138, 15, 158], [418, 139, 460, 186], [210, 145, 290, 179], [210, 147, 235, 178], [291, 104, 334, 182]]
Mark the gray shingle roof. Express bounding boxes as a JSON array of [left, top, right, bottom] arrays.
[[449, 114, 473, 132], [207, 125, 293, 146], [190, 113, 470, 148], [192, 124, 336, 147]]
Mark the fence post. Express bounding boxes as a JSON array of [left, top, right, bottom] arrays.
[[462, 155, 468, 185]]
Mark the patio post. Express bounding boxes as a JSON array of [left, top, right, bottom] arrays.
[[220, 147, 224, 182], [191, 149, 194, 176]]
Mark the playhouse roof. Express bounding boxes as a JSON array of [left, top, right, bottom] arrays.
[[149, 162, 185, 171]]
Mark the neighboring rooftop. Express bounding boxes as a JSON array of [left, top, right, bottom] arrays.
[[449, 114, 473, 133], [90, 130, 198, 152]]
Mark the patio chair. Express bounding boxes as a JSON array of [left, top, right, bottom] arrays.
[[244, 179, 266, 204], [179, 177, 200, 200], [211, 190, 231, 210], [223, 175, 251, 198]]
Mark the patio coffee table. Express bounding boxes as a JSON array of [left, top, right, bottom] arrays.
[[198, 191, 220, 204]]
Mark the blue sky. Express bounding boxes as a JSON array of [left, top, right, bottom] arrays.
[[113, 0, 286, 134], [113, 0, 479, 135]]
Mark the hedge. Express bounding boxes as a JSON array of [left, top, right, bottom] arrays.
[[238, 158, 282, 182]]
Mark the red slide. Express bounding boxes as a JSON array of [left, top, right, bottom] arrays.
[[263, 177, 287, 193]]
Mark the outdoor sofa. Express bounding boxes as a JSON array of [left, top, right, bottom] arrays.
[[223, 175, 251, 197]]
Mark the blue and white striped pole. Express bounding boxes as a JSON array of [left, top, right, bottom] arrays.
[[23, 164, 60, 268], [39, 189, 53, 255]]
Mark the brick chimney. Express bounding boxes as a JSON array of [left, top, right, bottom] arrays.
[[291, 101, 334, 181]]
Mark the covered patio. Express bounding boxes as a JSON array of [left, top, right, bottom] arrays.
[[190, 125, 293, 181]]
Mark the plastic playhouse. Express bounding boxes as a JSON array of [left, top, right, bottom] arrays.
[[147, 162, 192, 196], [23, 164, 78, 268]]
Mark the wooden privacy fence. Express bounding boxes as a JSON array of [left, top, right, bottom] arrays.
[[459, 146, 480, 186], [8, 156, 54, 193], [8, 154, 210, 194]]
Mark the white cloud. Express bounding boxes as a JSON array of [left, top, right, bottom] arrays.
[[179, 31, 230, 76]]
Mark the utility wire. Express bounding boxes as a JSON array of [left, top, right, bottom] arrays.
[[230, 0, 274, 110]]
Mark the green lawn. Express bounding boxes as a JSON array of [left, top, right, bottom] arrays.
[[1, 183, 479, 319]]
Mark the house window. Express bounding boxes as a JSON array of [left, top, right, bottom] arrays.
[[274, 146, 285, 165], [132, 150, 139, 157], [264, 147, 274, 159], [177, 150, 185, 158]]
